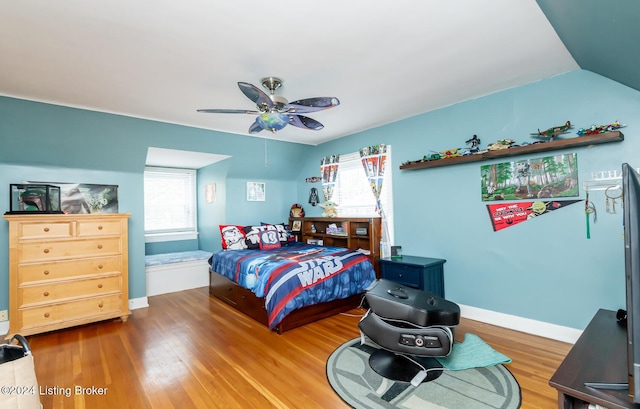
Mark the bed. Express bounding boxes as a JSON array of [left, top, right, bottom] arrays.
[[208, 242, 377, 333]]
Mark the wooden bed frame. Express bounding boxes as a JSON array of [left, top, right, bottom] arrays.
[[208, 217, 381, 334], [209, 270, 364, 334]]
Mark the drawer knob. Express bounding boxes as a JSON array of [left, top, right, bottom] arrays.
[[44, 313, 50, 318], [97, 244, 103, 249], [98, 264, 103, 269], [43, 270, 50, 275], [398, 273, 403, 278], [98, 225, 103, 230], [44, 227, 50, 232], [43, 291, 49, 297], [98, 284, 103, 289], [98, 302, 104, 308], [44, 249, 50, 254]]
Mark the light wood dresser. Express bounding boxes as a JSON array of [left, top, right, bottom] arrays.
[[3, 213, 131, 338]]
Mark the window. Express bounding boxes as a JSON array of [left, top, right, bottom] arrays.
[[329, 147, 394, 246], [144, 167, 197, 242], [332, 152, 379, 216]]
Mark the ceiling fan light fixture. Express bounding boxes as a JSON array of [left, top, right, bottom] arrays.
[[198, 76, 339, 135], [257, 112, 289, 133]]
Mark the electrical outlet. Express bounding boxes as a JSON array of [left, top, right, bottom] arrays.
[[0, 310, 7, 321]]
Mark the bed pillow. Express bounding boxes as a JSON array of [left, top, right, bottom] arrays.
[[261, 222, 295, 245], [244, 225, 270, 249], [257, 225, 281, 250], [219, 225, 248, 250]]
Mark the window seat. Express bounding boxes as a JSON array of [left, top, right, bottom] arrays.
[[145, 250, 212, 296]]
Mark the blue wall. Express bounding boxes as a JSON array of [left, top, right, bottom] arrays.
[[0, 97, 309, 307], [298, 70, 639, 330], [1, 69, 638, 332]]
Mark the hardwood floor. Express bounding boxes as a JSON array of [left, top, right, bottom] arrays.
[[22, 287, 572, 408]]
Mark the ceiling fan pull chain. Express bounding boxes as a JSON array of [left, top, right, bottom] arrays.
[[264, 138, 268, 167]]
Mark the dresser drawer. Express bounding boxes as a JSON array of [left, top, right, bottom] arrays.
[[380, 263, 421, 288], [19, 294, 123, 329], [76, 219, 123, 237], [19, 274, 122, 306], [19, 237, 122, 262], [18, 221, 73, 239], [19, 256, 122, 284]]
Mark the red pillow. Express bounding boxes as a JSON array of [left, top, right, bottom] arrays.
[[219, 225, 247, 250]]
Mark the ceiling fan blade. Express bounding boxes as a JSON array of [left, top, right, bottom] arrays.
[[289, 115, 324, 131], [248, 118, 265, 134], [238, 82, 273, 109], [197, 109, 260, 114], [284, 97, 340, 114]]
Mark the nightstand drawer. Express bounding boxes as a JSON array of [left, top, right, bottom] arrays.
[[380, 264, 421, 288], [379, 256, 446, 297]]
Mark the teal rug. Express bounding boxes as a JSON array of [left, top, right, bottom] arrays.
[[437, 333, 512, 370], [326, 336, 520, 409]]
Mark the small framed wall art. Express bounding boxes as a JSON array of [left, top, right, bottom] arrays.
[[205, 183, 216, 204], [246, 182, 266, 201]]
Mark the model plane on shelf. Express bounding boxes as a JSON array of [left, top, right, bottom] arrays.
[[530, 120, 572, 141]]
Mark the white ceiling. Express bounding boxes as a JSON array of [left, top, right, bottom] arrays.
[[0, 0, 578, 146]]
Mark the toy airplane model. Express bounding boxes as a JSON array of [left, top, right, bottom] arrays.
[[531, 120, 572, 141]]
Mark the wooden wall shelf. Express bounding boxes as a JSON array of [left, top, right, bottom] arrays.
[[399, 131, 624, 170]]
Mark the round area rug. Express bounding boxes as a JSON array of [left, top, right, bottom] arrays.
[[326, 338, 521, 409]]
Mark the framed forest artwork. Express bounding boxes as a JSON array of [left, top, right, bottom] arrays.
[[481, 153, 578, 202]]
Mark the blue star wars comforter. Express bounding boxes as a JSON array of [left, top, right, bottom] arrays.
[[209, 243, 376, 329]]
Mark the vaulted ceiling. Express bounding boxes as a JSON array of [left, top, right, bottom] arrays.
[[0, 1, 636, 146], [536, 0, 640, 93]]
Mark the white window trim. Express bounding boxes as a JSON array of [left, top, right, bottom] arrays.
[[145, 231, 198, 243]]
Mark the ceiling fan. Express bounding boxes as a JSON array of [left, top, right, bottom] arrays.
[[197, 77, 340, 134]]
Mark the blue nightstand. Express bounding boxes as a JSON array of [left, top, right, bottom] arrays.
[[378, 256, 446, 297]]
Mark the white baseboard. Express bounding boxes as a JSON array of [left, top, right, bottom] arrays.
[[129, 297, 149, 310], [459, 304, 582, 344]]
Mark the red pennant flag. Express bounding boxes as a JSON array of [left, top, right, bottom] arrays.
[[487, 200, 582, 231]]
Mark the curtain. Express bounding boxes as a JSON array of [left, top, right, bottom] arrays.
[[359, 144, 392, 258], [320, 154, 339, 202]]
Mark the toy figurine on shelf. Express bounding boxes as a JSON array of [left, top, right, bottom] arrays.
[[465, 135, 481, 153], [577, 121, 625, 136], [319, 201, 339, 217], [530, 120, 572, 141]]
